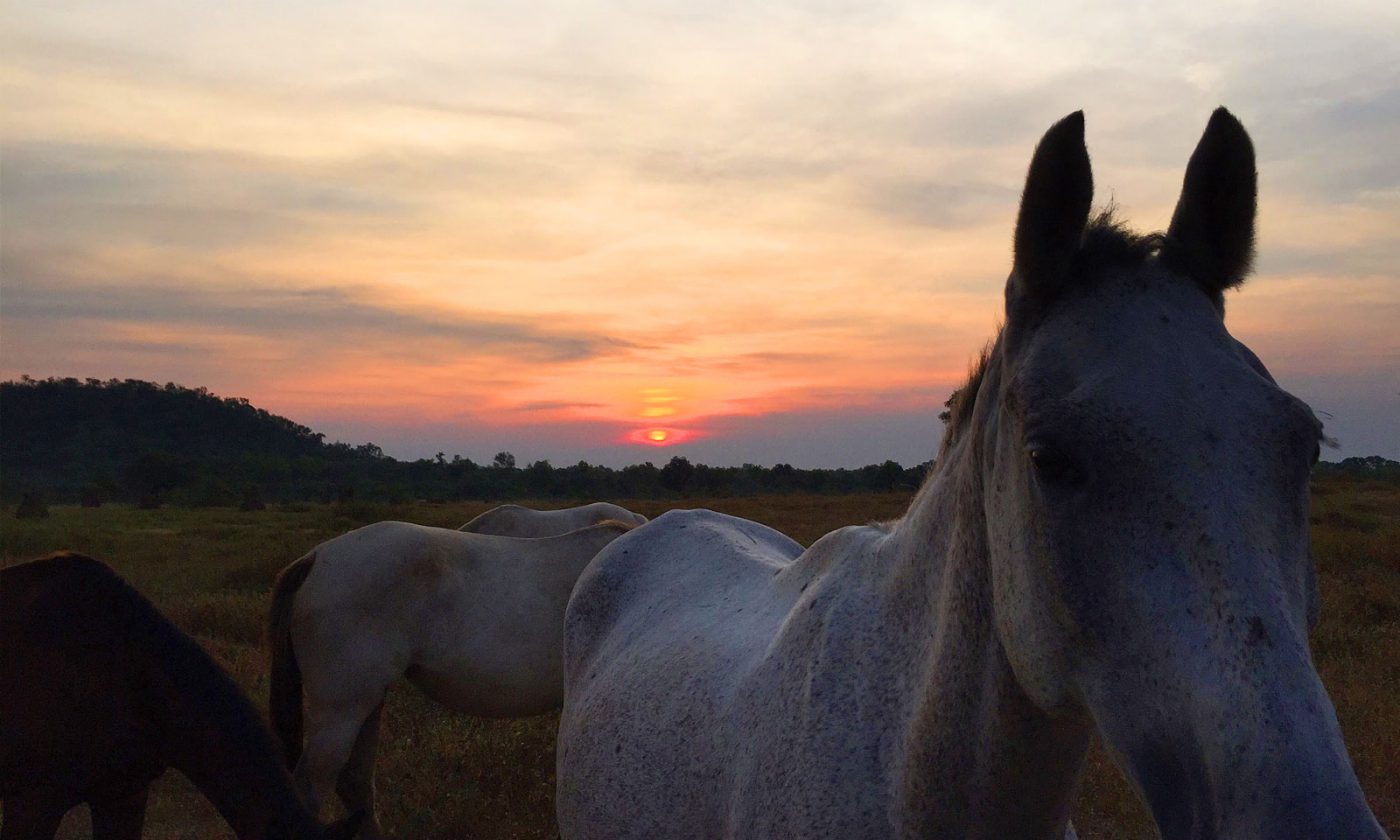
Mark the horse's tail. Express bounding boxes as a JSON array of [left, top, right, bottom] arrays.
[[267, 552, 315, 769]]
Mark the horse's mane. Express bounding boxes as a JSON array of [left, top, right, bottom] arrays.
[[938, 209, 1166, 457], [939, 342, 995, 459], [23, 552, 289, 767]]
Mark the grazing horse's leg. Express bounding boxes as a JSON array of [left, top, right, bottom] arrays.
[[90, 787, 149, 840], [296, 686, 386, 826], [0, 792, 67, 840], [335, 699, 386, 840], [295, 715, 361, 821]]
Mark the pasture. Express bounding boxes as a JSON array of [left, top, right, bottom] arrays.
[[1, 482, 1395, 839]]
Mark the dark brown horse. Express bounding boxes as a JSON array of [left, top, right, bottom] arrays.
[[0, 552, 361, 840]]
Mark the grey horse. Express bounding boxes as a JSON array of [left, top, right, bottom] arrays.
[[555, 109, 1388, 840]]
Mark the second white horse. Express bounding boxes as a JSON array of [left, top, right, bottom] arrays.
[[267, 517, 635, 838]]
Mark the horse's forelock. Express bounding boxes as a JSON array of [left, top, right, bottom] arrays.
[[940, 210, 1168, 458], [1073, 209, 1166, 275]]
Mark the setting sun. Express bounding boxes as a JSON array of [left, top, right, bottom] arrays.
[[625, 427, 694, 447]]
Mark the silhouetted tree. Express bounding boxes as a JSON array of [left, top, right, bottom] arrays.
[[619, 462, 662, 496], [866, 460, 907, 492], [660, 456, 696, 494], [493, 451, 517, 469], [524, 460, 555, 495], [355, 443, 386, 459]]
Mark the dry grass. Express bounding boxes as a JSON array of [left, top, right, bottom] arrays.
[[1, 484, 1395, 838]]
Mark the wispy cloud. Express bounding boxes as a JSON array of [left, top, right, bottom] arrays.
[[2, 273, 634, 364]]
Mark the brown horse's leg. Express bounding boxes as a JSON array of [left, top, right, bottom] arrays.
[[89, 786, 148, 840], [0, 792, 67, 840], [335, 699, 386, 839]]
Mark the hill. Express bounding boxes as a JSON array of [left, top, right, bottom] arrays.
[[1, 377, 388, 505]]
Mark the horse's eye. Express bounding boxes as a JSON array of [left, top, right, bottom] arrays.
[[1029, 447, 1084, 486]]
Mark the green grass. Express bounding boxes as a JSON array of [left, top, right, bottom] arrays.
[[1, 485, 1395, 838]]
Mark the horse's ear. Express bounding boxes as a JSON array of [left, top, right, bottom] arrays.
[[1166, 107, 1257, 296], [1008, 111, 1093, 318]]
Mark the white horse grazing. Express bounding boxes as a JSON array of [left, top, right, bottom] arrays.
[[460, 502, 647, 536], [557, 110, 1388, 840], [267, 519, 635, 839]]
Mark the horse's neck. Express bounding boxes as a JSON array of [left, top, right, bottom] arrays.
[[877, 437, 1089, 838], [150, 666, 314, 839]]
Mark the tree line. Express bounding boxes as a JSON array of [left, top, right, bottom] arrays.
[[1, 377, 931, 507]]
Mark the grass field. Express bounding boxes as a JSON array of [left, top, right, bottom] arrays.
[[2, 482, 1396, 838]]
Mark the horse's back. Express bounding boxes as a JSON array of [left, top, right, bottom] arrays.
[[462, 501, 647, 536], [0, 552, 140, 664], [2, 551, 124, 623], [459, 504, 531, 534], [564, 509, 801, 673], [297, 520, 474, 605], [559, 510, 804, 836], [298, 519, 565, 611], [293, 521, 462, 651], [0, 554, 160, 795]]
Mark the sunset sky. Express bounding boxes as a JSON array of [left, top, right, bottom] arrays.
[[3, 1, 1397, 466]]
